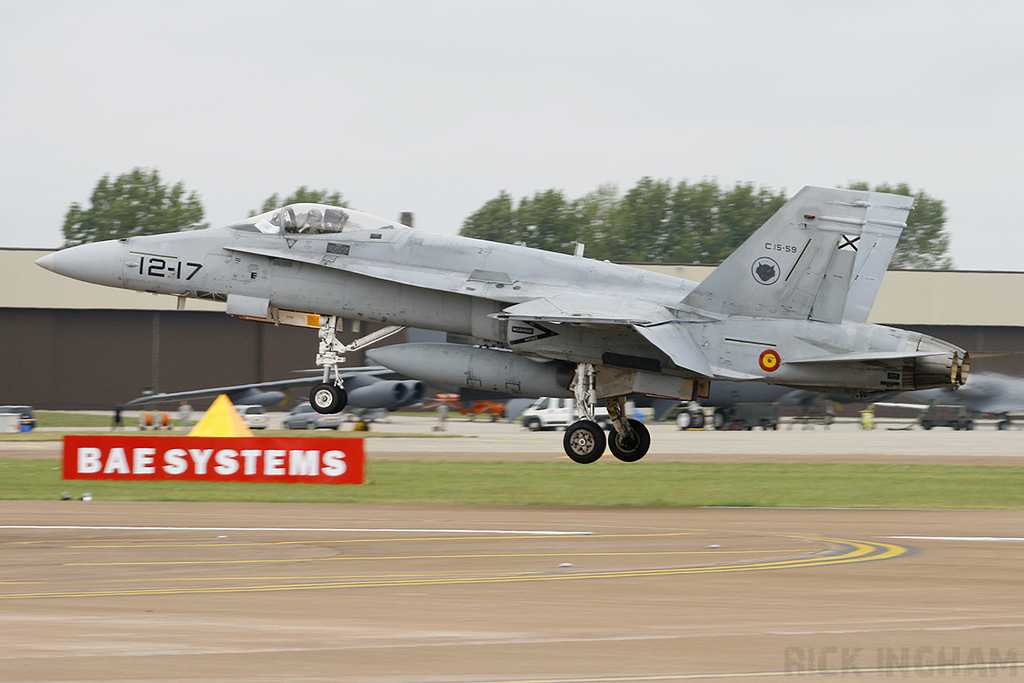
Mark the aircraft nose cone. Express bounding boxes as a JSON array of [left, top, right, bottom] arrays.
[[34, 252, 56, 273], [35, 240, 127, 288]]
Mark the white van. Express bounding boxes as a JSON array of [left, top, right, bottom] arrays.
[[521, 397, 610, 431]]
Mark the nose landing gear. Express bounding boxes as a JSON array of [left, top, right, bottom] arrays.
[[310, 315, 405, 414]]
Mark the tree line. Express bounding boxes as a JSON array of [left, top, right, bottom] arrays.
[[62, 168, 345, 248], [460, 179, 952, 269], [62, 167, 952, 269]]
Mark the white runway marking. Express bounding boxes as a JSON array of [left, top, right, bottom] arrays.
[[888, 536, 1024, 542], [0, 525, 593, 536]]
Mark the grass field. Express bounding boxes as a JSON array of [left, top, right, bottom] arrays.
[[3, 458, 1023, 509]]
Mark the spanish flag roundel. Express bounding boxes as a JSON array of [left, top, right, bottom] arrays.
[[759, 349, 781, 373]]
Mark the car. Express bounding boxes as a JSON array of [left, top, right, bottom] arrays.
[[235, 404, 269, 429], [0, 405, 36, 430], [281, 402, 344, 430]]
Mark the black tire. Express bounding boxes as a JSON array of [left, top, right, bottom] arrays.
[[525, 418, 541, 432], [608, 419, 650, 462], [563, 420, 606, 464], [691, 411, 705, 429], [921, 420, 933, 430], [310, 383, 347, 413], [713, 409, 726, 430]]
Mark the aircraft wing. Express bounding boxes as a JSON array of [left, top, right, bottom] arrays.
[[124, 378, 317, 407], [874, 402, 932, 411], [124, 366, 395, 407], [494, 294, 715, 377]]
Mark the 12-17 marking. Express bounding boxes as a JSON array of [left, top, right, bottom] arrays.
[[132, 253, 202, 280]]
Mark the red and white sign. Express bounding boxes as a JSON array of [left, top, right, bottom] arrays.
[[63, 435, 364, 485]]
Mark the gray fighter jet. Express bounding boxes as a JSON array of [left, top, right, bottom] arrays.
[[122, 366, 425, 416], [889, 371, 1024, 429], [38, 186, 968, 463]]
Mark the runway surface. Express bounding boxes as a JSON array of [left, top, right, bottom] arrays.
[[3, 503, 1024, 682], [3, 418, 1024, 681]]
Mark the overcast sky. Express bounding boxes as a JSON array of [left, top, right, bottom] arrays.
[[2, 1, 1021, 270]]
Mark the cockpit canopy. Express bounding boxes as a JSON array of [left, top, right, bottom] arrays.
[[227, 203, 399, 235]]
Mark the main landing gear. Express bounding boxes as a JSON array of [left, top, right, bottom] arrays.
[[562, 364, 652, 464], [309, 316, 405, 414]]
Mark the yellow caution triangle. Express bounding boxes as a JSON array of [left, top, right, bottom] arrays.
[[188, 394, 253, 437]]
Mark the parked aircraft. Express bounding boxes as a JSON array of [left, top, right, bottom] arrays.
[[38, 186, 967, 463], [123, 368, 426, 417], [674, 370, 1024, 430], [889, 371, 1024, 429]]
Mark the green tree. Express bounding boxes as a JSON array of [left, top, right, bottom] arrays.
[[515, 189, 581, 254], [62, 168, 206, 247], [572, 183, 622, 259], [461, 191, 518, 244], [461, 179, 950, 268], [847, 182, 952, 269], [703, 183, 787, 263], [666, 179, 721, 263], [610, 177, 675, 262], [461, 190, 582, 252], [254, 187, 347, 214]]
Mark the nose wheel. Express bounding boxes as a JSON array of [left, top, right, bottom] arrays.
[[311, 383, 347, 414]]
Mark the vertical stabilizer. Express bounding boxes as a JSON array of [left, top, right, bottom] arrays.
[[681, 186, 912, 323]]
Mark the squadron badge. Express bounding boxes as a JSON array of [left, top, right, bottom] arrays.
[[751, 257, 780, 285]]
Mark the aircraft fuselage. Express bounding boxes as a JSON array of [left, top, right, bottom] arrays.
[[53, 221, 958, 395]]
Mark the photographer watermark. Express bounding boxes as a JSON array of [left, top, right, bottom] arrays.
[[784, 645, 1020, 676]]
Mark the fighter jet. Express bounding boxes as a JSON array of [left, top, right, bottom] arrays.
[[121, 367, 426, 416], [888, 371, 1024, 429], [37, 186, 968, 463]]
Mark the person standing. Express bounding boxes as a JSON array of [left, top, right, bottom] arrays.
[[178, 401, 193, 429]]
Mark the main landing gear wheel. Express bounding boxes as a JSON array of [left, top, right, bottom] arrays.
[[563, 420, 606, 464], [608, 419, 651, 462], [310, 383, 347, 414]]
